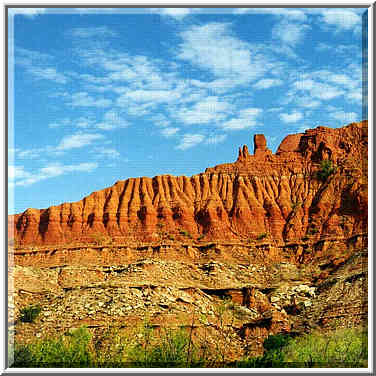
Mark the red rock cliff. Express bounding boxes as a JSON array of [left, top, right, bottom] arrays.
[[9, 121, 368, 246]]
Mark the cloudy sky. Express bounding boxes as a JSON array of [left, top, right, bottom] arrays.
[[8, 7, 367, 214]]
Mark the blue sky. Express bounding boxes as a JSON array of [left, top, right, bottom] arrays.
[[8, 7, 367, 214]]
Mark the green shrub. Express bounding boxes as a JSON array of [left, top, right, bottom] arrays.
[[19, 305, 41, 323], [282, 327, 367, 367], [236, 333, 291, 368], [237, 328, 367, 368], [291, 201, 301, 211], [12, 327, 93, 367], [257, 233, 268, 241], [263, 333, 291, 352], [307, 227, 319, 235], [127, 327, 204, 367], [316, 160, 336, 182], [11, 321, 367, 368], [179, 230, 192, 239]]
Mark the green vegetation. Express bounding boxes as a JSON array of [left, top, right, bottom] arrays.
[[282, 327, 367, 367], [127, 326, 204, 367], [19, 305, 41, 323], [307, 226, 319, 235], [256, 232, 268, 241], [291, 201, 302, 211], [11, 325, 203, 368], [10, 325, 367, 368], [316, 160, 336, 182], [238, 328, 367, 368], [179, 229, 192, 239], [12, 327, 92, 367]]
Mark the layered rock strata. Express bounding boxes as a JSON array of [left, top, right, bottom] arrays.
[[9, 121, 368, 247]]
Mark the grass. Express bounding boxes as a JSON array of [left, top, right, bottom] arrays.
[[12, 327, 92, 367], [127, 327, 204, 367], [238, 328, 368, 368], [10, 325, 367, 368], [282, 327, 368, 367]]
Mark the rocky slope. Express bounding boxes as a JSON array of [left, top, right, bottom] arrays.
[[9, 121, 368, 247], [9, 247, 367, 360], [8, 121, 368, 364]]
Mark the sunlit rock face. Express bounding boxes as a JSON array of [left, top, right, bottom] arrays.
[[9, 121, 368, 247]]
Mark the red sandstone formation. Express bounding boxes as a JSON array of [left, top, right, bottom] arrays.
[[9, 121, 368, 246]]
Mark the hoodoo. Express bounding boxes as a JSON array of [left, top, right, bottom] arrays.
[[9, 121, 368, 248]]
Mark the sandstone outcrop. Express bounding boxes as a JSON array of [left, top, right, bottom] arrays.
[[9, 121, 368, 247]]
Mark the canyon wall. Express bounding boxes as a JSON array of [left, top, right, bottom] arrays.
[[9, 121, 368, 247]]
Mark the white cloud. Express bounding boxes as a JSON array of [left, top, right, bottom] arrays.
[[151, 8, 191, 19], [297, 125, 311, 133], [293, 79, 344, 100], [178, 23, 270, 83], [49, 118, 71, 128], [161, 127, 179, 137], [120, 89, 181, 104], [319, 9, 361, 32], [205, 134, 227, 145], [92, 147, 120, 159], [267, 107, 283, 113], [346, 91, 363, 104], [330, 111, 358, 124], [14, 132, 106, 161], [253, 78, 283, 89], [151, 114, 171, 128], [272, 21, 310, 46], [75, 116, 95, 129], [78, 73, 112, 86], [233, 8, 307, 22], [69, 26, 117, 38], [15, 47, 68, 84], [13, 162, 98, 187], [176, 134, 205, 150], [8, 166, 31, 180], [95, 110, 130, 130], [10, 8, 46, 17], [125, 102, 155, 117], [280, 111, 303, 123], [15, 47, 52, 65], [221, 108, 262, 130], [28, 67, 67, 84], [17, 148, 52, 159], [56, 133, 105, 151], [78, 49, 174, 91], [175, 96, 231, 125], [69, 92, 112, 107], [311, 71, 358, 90], [295, 97, 321, 109], [235, 8, 362, 34]]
